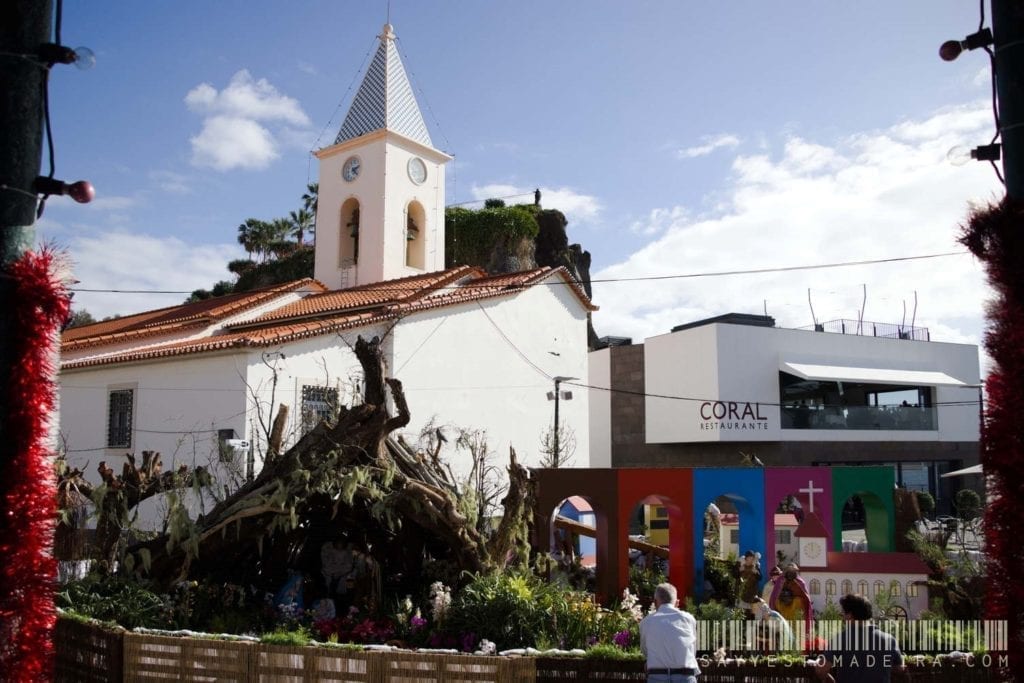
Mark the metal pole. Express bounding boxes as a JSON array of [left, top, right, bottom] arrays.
[[0, 0, 52, 445], [993, 0, 1024, 199], [553, 378, 561, 468]]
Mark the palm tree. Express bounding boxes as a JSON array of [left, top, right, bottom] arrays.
[[237, 218, 264, 258], [301, 183, 318, 215], [289, 208, 313, 246]]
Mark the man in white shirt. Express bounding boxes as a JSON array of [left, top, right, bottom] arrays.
[[639, 583, 701, 682]]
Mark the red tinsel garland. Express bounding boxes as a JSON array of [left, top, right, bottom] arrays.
[[959, 197, 1024, 677], [0, 249, 71, 682]]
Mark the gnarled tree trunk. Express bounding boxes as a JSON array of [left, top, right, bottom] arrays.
[[120, 336, 534, 593]]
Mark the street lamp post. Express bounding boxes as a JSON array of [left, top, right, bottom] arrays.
[[547, 376, 578, 468]]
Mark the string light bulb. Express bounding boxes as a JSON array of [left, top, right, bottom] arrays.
[[32, 176, 95, 204], [70, 46, 95, 70], [947, 146, 972, 167], [946, 144, 1001, 166], [938, 28, 993, 62], [37, 43, 96, 70]]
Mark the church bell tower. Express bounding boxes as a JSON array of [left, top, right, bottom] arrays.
[[314, 24, 452, 290]]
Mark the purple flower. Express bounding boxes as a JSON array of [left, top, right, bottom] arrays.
[[461, 632, 478, 652], [410, 615, 427, 630], [613, 629, 631, 648]]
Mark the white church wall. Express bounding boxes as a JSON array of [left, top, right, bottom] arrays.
[[391, 277, 590, 482], [59, 353, 251, 529], [239, 324, 390, 462]]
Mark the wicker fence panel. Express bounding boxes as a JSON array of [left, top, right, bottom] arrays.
[[253, 644, 378, 682], [54, 618, 124, 683], [123, 632, 253, 682], [700, 663, 817, 683], [377, 651, 535, 683], [535, 656, 646, 682]]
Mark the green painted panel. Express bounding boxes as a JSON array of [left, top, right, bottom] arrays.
[[830, 466, 895, 553]]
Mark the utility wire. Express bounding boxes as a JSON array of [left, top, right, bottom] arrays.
[[68, 250, 971, 295]]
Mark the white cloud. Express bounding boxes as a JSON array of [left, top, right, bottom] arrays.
[[190, 116, 279, 171], [469, 183, 602, 226], [185, 70, 309, 125], [629, 206, 688, 237], [65, 232, 243, 319], [149, 170, 191, 194], [185, 70, 311, 171], [677, 133, 741, 159], [593, 102, 1000, 366]]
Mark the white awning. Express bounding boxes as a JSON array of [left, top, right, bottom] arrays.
[[780, 361, 967, 387], [941, 464, 983, 478]]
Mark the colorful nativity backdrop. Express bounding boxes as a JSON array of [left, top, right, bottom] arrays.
[[532, 466, 932, 617]]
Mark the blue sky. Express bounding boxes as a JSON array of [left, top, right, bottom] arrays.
[[42, 1, 1002, 364]]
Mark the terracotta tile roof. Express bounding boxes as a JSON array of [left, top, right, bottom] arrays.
[[235, 266, 481, 326], [62, 279, 326, 350], [61, 266, 596, 370]]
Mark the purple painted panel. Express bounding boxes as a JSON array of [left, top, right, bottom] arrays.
[[763, 468, 834, 567]]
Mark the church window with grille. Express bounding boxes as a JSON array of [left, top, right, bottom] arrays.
[[107, 388, 134, 448], [301, 385, 339, 434]]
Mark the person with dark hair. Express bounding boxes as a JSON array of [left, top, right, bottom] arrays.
[[639, 583, 700, 682], [816, 594, 904, 683]]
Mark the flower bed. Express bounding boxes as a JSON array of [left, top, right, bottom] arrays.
[[54, 618, 1011, 683]]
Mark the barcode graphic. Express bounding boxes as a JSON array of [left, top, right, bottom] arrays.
[[694, 620, 1008, 652]]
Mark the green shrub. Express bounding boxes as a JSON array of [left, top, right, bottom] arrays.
[[442, 571, 552, 650], [915, 491, 936, 518], [954, 489, 981, 521], [57, 574, 165, 629], [628, 565, 665, 605], [685, 597, 744, 622], [261, 626, 312, 646], [585, 644, 644, 660], [701, 557, 739, 606]]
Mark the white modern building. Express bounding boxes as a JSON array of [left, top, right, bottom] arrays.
[[59, 24, 594, 528], [590, 313, 981, 511]]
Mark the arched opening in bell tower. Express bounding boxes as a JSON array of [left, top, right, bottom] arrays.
[[340, 197, 360, 268], [405, 201, 426, 270]]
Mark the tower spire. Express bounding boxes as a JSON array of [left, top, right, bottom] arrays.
[[334, 23, 432, 147]]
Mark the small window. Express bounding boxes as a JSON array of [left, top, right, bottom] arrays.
[[890, 581, 902, 597], [649, 519, 669, 530], [841, 580, 853, 595], [729, 529, 739, 544], [874, 580, 885, 596], [775, 529, 791, 544], [858, 580, 869, 596], [655, 506, 667, 517], [301, 385, 339, 434], [107, 389, 134, 448], [810, 579, 820, 595], [826, 580, 836, 596], [908, 582, 919, 597]]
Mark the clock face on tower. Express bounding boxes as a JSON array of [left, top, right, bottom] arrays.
[[342, 156, 361, 182], [803, 540, 823, 560], [407, 157, 427, 185]]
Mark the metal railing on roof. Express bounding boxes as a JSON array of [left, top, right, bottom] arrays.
[[799, 318, 930, 341]]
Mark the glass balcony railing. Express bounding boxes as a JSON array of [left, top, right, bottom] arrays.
[[781, 405, 937, 431]]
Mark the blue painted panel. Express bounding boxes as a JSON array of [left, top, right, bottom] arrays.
[[692, 468, 767, 599]]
